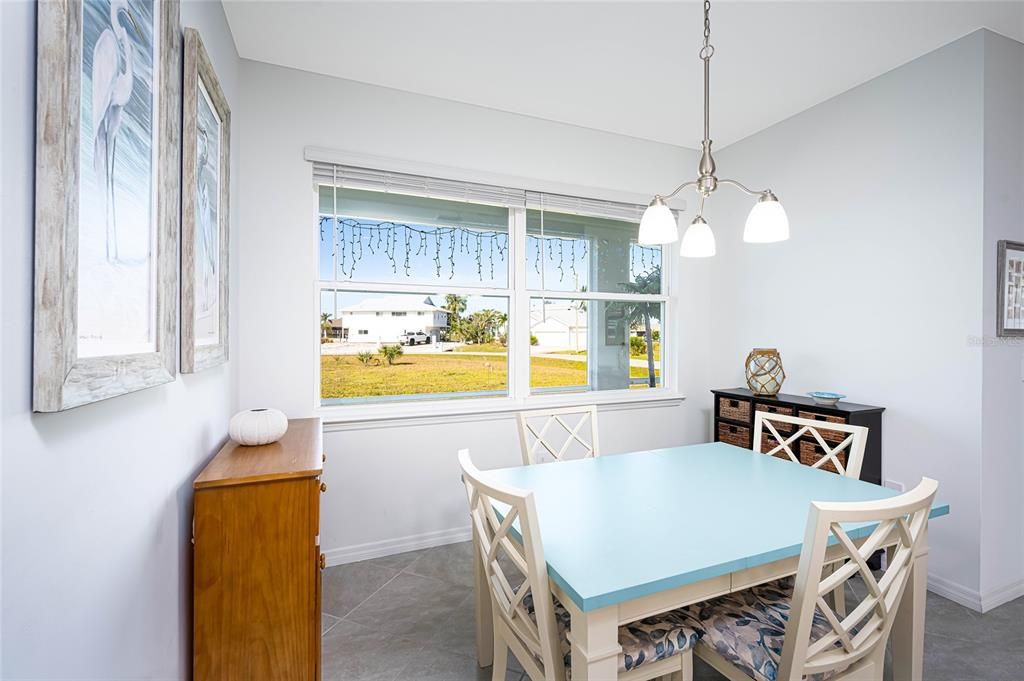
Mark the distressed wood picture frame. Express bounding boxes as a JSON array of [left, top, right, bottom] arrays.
[[997, 240, 1024, 338], [181, 28, 230, 372], [33, 0, 182, 412]]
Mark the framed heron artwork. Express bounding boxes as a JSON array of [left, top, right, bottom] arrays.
[[181, 28, 230, 372], [33, 0, 181, 411]]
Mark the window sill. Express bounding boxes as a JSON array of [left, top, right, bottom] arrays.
[[318, 390, 685, 431]]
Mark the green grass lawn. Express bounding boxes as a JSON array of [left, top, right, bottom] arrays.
[[557, 343, 661, 361], [450, 343, 508, 353], [321, 353, 659, 399]]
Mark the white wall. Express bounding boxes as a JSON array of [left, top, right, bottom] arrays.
[[980, 30, 1024, 608], [0, 1, 240, 677], [708, 33, 987, 601], [237, 60, 707, 562]]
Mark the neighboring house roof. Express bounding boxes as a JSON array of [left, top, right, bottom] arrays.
[[339, 295, 447, 314], [530, 304, 585, 331]]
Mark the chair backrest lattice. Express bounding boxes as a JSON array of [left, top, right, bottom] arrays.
[[458, 450, 565, 681], [517, 406, 600, 466], [753, 411, 868, 479], [777, 478, 938, 681]]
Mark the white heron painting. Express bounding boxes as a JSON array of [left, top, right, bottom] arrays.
[[194, 80, 221, 346], [78, 0, 158, 358]]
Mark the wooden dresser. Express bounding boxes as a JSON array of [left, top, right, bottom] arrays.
[[193, 417, 325, 681], [711, 388, 885, 484]]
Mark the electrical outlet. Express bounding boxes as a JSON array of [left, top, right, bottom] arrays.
[[883, 479, 905, 493]]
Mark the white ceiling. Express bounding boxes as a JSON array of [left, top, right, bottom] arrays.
[[222, 1, 1024, 149]]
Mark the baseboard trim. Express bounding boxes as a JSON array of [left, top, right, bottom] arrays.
[[927, 574, 983, 611], [980, 578, 1024, 612], [323, 526, 472, 568], [930, 574, 1024, 613]]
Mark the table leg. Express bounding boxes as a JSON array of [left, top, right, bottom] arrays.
[[565, 602, 620, 681], [474, 533, 494, 668], [892, 528, 928, 681]]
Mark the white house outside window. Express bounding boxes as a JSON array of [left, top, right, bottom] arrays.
[[315, 164, 669, 408]]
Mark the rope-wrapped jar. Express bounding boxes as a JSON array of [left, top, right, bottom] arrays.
[[745, 348, 786, 396]]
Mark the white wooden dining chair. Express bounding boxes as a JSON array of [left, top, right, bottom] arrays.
[[517, 406, 600, 466], [753, 411, 869, 480], [683, 477, 938, 681], [753, 411, 871, 616], [459, 449, 699, 681]]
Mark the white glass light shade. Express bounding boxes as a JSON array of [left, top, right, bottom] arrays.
[[743, 196, 790, 243], [638, 198, 679, 245], [679, 216, 716, 258]]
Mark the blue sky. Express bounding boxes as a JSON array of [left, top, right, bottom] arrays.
[[318, 217, 661, 304]]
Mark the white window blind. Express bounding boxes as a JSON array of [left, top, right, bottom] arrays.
[[524, 191, 645, 223], [312, 162, 526, 209], [311, 162, 646, 222]]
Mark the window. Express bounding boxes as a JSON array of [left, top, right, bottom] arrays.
[[316, 164, 668, 408]]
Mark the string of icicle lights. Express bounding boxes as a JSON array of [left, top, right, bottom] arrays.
[[318, 217, 662, 282]]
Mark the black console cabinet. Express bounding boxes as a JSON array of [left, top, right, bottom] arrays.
[[711, 387, 885, 485]]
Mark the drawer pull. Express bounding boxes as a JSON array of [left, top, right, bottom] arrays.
[[322, 453, 327, 463], [729, 399, 739, 407], [320, 481, 328, 493], [319, 553, 326, 570]]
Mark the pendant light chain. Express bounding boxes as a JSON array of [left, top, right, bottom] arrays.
[[700, 0, 715, 145], [702, 0, 713, 55], [637, 0, 790, 253]]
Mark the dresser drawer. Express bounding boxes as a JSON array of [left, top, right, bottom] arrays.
[[756, 403, 794, 417], [759, 431, 795, 460], [718, 396, 751, 423], [756, 403, 796, 432], [799, 440, 846, 475], [718, 421, 751, 448], [797, 410, 848, 443]]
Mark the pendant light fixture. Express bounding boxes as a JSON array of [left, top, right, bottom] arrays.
[[638, 0, 790, 256]]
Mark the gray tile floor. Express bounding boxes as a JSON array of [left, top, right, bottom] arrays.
[[322, 541, 1024, 681]]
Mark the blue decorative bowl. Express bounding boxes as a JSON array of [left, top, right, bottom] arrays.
[[807, 391, 846, 406]]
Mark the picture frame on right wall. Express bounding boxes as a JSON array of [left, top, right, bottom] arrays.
[[997, 240, 1024, 338], [181, 27, 231, 372]]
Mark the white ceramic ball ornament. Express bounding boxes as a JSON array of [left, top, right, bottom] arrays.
[[229, 408, 288, 446]]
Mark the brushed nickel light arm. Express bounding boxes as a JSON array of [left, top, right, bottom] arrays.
[[637, 0, 790, 255]]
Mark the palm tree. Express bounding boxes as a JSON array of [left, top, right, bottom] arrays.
[[620, 265, 661, 388], [443, 294, 468, 340], [461, 308, 505, 344], [494, 311, 509, 345], [379, 344, 404, 366], [320, 312, 332, 341]]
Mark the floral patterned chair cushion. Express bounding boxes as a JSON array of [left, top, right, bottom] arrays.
[[523, 593, 702, 678], [680, 577, 841, 681]]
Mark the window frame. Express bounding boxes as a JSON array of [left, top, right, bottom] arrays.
[[310, 152, 682, 423]]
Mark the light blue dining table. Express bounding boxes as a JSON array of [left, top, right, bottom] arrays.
[[473, 441, 949, 681]]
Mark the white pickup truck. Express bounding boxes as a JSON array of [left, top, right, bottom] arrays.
[[399, 331, 430, 346]]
